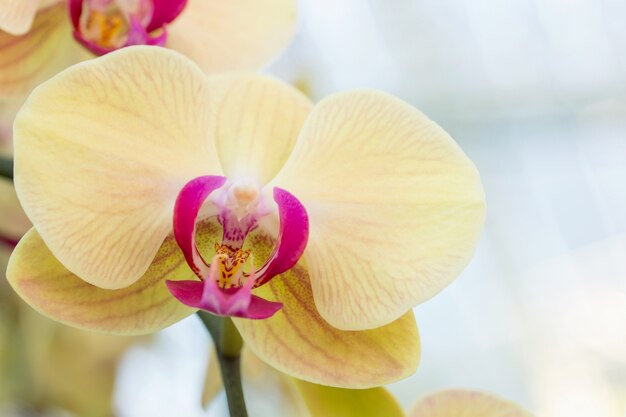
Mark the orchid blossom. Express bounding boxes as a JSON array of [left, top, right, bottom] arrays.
[[0, 0, 297, 101], [7, 47, 485, 388], [409, 390, 533, 417]]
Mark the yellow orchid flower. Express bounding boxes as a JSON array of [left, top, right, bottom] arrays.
[[409, 390, 533, 417], [7, 46, 485, 388], [0, 0, 297, 101]]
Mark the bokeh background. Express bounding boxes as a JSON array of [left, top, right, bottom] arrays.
[[2, 0, 625, 416]]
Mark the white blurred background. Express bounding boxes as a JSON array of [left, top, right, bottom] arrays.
[[6, 0, 621, 416]]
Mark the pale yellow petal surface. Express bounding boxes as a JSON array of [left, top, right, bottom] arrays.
[[271, 91, 486, 330], [293, 380, 405, 417], [208, 74, 312, 184], [0, 4, 89, 101], [6, 222, 221, 334], [0, 179, 30, 241], [409, 390, 533, 417], [14, 47, 222, 289], [234, 233, 420, 389], [0, 0, 39, 35], [167, 0, 297, 73]]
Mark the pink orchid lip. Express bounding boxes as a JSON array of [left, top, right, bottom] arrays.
[[146, 0, 187, 32], [68, 0, 187, 55], [166, 175, 309, 320]]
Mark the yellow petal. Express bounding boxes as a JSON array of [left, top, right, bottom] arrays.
[[293, 380, 405, 417], [208, 74, 312, 184], [6, 222, 221, 334], [0, 178, 31, 241], [0, 0, 39, 35], [14, 46, 222, 289], [409, 390, 533, 417], [166, 0, 297, 73], [234, 234, 420, 388], [271, 91, 486, 330], [0, 4, 88, 101]]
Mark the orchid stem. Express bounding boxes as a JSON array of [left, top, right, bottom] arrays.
[[0, 156, 13, 180], [197, 312, 248, 417]]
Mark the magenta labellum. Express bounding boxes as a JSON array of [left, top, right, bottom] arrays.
[[166, 175, 309, 319]]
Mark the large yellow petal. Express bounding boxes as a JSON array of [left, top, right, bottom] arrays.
[[0, 4, 88, 101], [0, 0, 39, 35], [233, 234, 420, 389], [0, 178, 30, 241], [208, 74, 312, 185], [166, 0, 297, 73], [6, 222, 221, 334], [409, 390, 533, 417], [270, 91, 486, 330], [14, 46, 222, 289]]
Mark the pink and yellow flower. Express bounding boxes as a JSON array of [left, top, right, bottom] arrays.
[[7, 47, 485, 387], [0, 0, 297, 101], [0, 0, 297, 247]]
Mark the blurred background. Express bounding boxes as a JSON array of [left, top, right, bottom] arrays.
[[2, 0, 625, 416]]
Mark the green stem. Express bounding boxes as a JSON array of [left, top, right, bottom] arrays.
[[0, 156, 13, 181], [197, 312, 248, 417], [220, 316, 244, 358]]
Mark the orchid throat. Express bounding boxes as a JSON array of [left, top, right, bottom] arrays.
[[166, 175, 309, 320]]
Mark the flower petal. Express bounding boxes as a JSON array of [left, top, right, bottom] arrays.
[[0, 0, 39, 35], [0, 178, 31, 241], [207, 74, 312, 184], [6, 222, 221, 334], [0, 4, 88, 101], [271, 91, 486, 330], [167, 278, 283, 319], [254, 187, 309, 286], [234, 234, 420, 388], [172, 175, 227, 279], [14, 46, 222, 289], [292, 380, 405, 417], [166, 0, 297, 73], [409, 390, 533, 417]]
